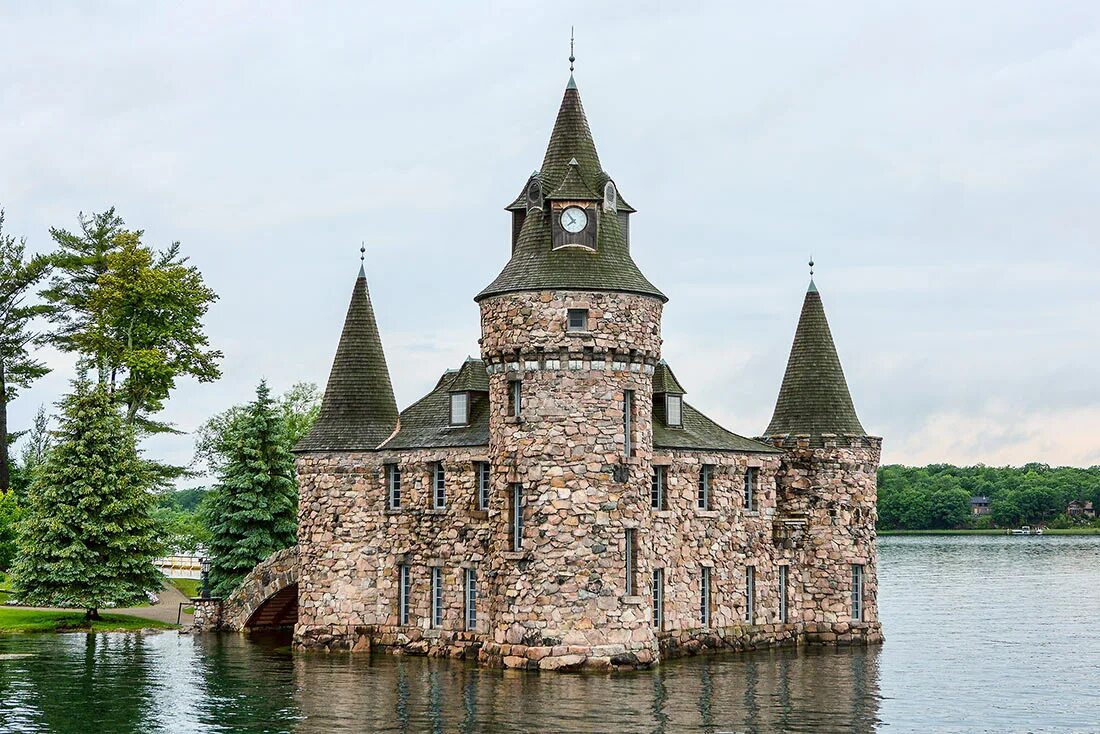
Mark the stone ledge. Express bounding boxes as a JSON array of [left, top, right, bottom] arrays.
[[621, 595, 644, 606], [500, 551, 531, 561]]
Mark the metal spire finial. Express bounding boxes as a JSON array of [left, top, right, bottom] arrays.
[[809, 256, 814, 278], [360, 242, 366, 263], [569, 27, 575, 72]]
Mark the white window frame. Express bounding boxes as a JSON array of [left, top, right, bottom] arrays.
[[567, 308, 589, 332], [449, 392, 468, 426], [745, 566, 755, 624], [476, 462, 490, 511], [433, 462, 446, 510], [697, 464, 712, 510], [387, 464, 402, 510], [508, 379, 522, 419], [398, 564, 411, 625], [700, 567, 711, 627], [511, 483, 524, 551], [666, 394, 683, 428], [623, 390, 634, 457], [625, 528, 637, 596], [779, 565, 789, 624], [651, 465, 666, 510], [430, 567, 443, 628], [744, 467, 756, 512], [852, 564, 864, 621], [464, 568, 477, 631], [653, 568, 664, 629]]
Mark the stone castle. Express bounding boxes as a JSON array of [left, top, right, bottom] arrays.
[[290, 72, 883, 670]]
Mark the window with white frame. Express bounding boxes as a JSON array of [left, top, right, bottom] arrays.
[[476, 462, 490, 511], [433, 462, 446, 510], [697, 465, 712, 510], [511, 483, 524, 551], [700, 567, 711, 627], [666, 394, 683, 428], [464, 568, 478, 630], [567, 308, 589, 332], [430, 567, 443, 628], [652, 568, 665, 629], [398, 564, 411, 625], [508, 379, 522, 418], [744, 467, 757, 512], [851, 564, 864, 621], [625, 528, 638, 596], [449, 392, 468, 426], [745, 566, 755, 624], [651, 465, 667, 510], [623, 390, 634, 457], [779, 565, 789, 624], [387, 464, 402, 510]]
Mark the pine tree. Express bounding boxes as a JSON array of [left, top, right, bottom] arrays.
[[205, 381, 297, 597], [12, 380, 163, 619]]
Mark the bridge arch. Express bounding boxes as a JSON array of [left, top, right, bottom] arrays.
[[221, 546, 300, 631]]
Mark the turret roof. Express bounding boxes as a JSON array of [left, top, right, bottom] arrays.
[[295, 268, 399, 452], [764, 281, 866, 437]]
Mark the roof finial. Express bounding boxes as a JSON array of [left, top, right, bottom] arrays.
[[358, 242, 366, 277], [808, 256, 817, 293], [809, 256, 814, 278], [569, 26, 575, 73]]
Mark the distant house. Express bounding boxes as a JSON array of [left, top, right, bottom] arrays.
[[1067, 501, 1096, 520], [970, 496, 991, 516]]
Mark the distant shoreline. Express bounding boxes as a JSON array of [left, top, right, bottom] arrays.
[[878, 528, 1100, 536]]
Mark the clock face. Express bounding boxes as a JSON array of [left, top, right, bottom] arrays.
[[560, 206, 588, 234]]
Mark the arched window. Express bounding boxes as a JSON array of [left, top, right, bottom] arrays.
[[526, 179, 543, 212], [603, 181, 618, 212]]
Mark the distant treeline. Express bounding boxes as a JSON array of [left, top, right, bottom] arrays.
[[877, 464, 1100, 530]]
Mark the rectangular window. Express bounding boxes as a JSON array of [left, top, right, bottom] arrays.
[[476, 462, 490, 511], [779, 565, 789, 624], [433, 462, 446, 509], [387, 464, 402, 510], [666, 394, 683, 427], [567, 308, 588, 332], [398, 564, 411, 625], [745, 566, 755, 624], [464, 568, 477, 631], [625, 528, 638, 596], [449, 392, 468, 426], [652, 568, 664, 629], [697, 465, 712, 510], [700, 567, 711, 627], [511, 483, 524, 551], [430, 567, 443, 628], [623, 390, 634, 457], [508, 379, 522, 419], [852, 564, 864, 621], [744, 467, 757, 512], [651, 465, 666, 510]]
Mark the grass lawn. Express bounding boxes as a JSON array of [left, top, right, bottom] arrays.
[[168, 577, 200, 598], [0, 608, 177, 633], [879, 528, 1100, 536]]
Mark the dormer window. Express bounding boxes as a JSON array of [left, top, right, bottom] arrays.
[[666, 394, 683, 428], [449, 392, 469, 426], [567, 308, 588, 332], [603, 181, 618, 212], [526, 178, 543, 212]]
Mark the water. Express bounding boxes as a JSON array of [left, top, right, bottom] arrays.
[[1, 536, 1098, 733]]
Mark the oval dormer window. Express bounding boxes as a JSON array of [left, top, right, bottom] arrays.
[[603, 181, 618, 213], [526, 179, 543, 212]]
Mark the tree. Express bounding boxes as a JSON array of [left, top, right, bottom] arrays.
[[42, 209, 222, 431], [193, 382, 321, 475], [0, 211, 53, 492], [11, 380, 163, 619], [17, 405, 51, 495], [928, 488, 971, 529], [0, 490, 23, 571], [204, 382, 297, 597]]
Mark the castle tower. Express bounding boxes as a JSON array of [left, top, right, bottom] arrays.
[[475, 74, 668, 665], [762, 274, 883, 644]]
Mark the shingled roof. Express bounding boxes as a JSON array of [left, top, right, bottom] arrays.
[[764, 280, 867, 437], [295, 266, 399, 452], [380, 360, 490, 450], [478, 78, 664, 302]]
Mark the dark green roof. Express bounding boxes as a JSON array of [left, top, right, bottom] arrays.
[[296, 269, 399, 452], [653, 362, 686, 395], [764, 282, 866, 437], [548, 160, 600, 200], [654, 400, 779, 453], [480, 80, 662, 302], [381, 361, 490, 450]]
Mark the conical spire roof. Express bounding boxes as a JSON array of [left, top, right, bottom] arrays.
[[295, 267, 399, 451], [765, 281, 866, 437], [478, 78, 663, 302]]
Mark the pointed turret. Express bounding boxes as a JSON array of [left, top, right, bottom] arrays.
[[478, 76, 664, 302], [765, 279, 866, 437], [295, 267, 399, 451]]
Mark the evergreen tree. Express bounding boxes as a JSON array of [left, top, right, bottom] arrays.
[[205, 381, 297, 597], [12, 380, 163, 619]]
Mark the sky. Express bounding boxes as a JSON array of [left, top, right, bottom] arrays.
[[2, 1, 1099, 480]]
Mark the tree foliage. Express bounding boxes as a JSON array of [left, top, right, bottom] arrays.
[[878, 463, 1100, 529], [0, 210, 53, 491], [11, 380, 163, 617], [42, 209, 222, 431], [204, 382, 297, 597], [193, 382, 320, 475]]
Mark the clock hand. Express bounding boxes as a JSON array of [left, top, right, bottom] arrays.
[[567, 213, 577, 225]]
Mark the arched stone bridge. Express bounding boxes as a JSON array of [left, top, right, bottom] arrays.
[[191, 546, 300, 631]]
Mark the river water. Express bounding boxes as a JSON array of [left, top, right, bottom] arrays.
[[1, 536, 1098, 733]]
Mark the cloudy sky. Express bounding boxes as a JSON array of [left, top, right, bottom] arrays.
[[2, 1, 1099, 478]]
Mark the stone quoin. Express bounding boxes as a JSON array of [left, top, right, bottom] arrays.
[[286, 70, 883, 670]]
